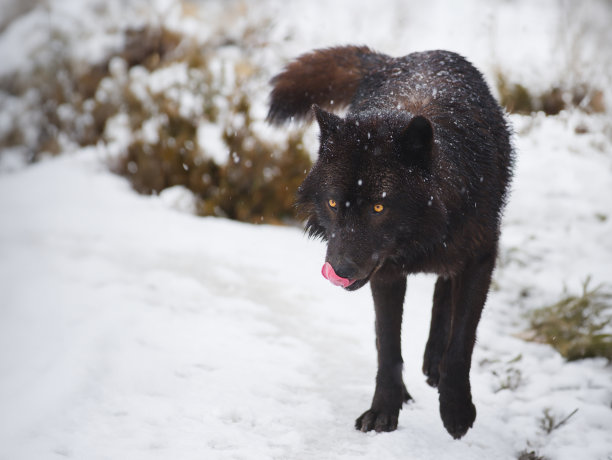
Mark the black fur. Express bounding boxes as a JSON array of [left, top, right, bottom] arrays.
[[268, 46, 514, 439]]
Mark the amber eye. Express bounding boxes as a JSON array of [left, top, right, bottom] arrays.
[[328, 199, 337, 209], [373, 204, 384, 213]]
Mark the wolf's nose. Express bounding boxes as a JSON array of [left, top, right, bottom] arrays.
[[332, 257, 359, 280]]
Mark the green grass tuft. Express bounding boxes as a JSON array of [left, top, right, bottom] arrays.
[[524, 278, 612, 361]]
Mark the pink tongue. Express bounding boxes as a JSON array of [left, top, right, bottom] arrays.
[[321, 262, 355, 288]]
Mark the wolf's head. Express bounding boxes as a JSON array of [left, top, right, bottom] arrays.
[[296, 106, 447, 290]]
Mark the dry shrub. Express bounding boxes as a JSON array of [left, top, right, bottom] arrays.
[[113, 88, 311, 224], [206, 94, 310, 223], [121, 26, 183, 70], [496, 72, 606, 116], [105, 26, 311, 224], [0, 21, 312, 224], [0, 28, 118, 158], [517, 450, 547, 460], [523, 278, 612, 361]]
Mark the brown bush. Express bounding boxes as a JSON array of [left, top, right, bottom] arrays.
[[102, 26, 311, 224], [496, 72, 606, 116], [0, 21, 313, 224]]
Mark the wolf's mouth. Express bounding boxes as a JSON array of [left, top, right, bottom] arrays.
[[321, 262, 377, 291], [321, 262, 355, 288]]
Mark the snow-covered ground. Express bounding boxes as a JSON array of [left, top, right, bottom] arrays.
[[1, 1, 611, 459]]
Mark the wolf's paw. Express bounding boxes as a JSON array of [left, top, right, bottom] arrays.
[[423, 340, 446, 388], [356, 382, 412, 432], [355, 409, 399, 433], [439, 392, 476, 439], [422, 356, 441, 388]]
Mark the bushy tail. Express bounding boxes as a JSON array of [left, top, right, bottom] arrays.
[[267, 46, 379, 125]]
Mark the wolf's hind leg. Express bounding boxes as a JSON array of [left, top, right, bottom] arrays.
[[423, 276, 453, 387]]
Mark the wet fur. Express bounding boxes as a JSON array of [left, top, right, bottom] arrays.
[[268, 46, 514, 439]]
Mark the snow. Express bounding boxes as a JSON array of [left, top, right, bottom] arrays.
[[0, 134, 610, 460], [1, 1, 612, 459], [198, 122, 228, 165]]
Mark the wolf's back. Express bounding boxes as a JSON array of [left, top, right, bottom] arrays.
[[267, 46, 380, 125]]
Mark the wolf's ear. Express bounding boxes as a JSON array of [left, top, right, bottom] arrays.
[[399, 115, 434, 170], [313, 104, 343, 136]]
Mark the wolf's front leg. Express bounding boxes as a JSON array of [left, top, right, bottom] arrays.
[[356, 267, 411, 433]]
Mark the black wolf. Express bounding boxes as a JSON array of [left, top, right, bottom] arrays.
[[267, 46, 514, 439]]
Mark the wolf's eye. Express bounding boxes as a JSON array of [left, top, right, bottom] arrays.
[[328, 199, 337, 209], [373, 204, 384, 213]]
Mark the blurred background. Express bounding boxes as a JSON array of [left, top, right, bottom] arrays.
[[0, 0, 610, 223]]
